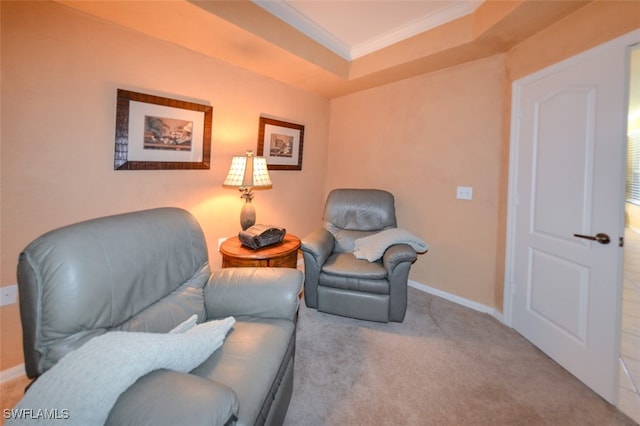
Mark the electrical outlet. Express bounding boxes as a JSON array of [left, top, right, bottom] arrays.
[[0, 284, 18, 307], [218, 237, 227, 251], [456, 186, 473, 200]]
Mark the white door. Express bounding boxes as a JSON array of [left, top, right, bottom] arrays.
[[506, 32, 639, 404]]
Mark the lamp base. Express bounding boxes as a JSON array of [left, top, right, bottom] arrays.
[[240, 201, 256, 230]]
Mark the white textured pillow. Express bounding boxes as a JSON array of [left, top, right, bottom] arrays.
[[169, 314, 198, 334], [353, 228, 429, 262], [9, 317, 235, 426]]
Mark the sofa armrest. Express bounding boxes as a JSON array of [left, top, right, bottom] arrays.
[[382, 243, 418, 273], [204, 268, 303, 321], [300, 228, 334, 267], [107, 369, 238, 426]]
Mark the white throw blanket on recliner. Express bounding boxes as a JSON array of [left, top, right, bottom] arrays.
[[353, 228, 429, 262], [8, 316, 235, 426]]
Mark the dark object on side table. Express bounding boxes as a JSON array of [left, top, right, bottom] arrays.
[[239, 224, 286, 250]]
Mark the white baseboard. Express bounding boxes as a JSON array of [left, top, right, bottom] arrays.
[[408, 280, 504, 323], [0, 364, 25, 383]]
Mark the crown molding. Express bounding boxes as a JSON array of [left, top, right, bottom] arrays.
[[351, 0, 483, 59], [253, 0, 351, 60], [254, 0, 481, 61]]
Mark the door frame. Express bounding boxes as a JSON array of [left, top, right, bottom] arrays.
[[503, 30, 640, 402]]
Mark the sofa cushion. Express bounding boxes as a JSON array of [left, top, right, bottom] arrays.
[[190, 318, 295, 426], [107, 370, 238, 426], [322, 253, 387, 279], [115, 276, 207, 333]]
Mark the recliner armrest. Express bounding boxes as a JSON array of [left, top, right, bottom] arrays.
[[382, 243, 418, 273], [300, 228, 334, 266], [204, 268, 303, 321]]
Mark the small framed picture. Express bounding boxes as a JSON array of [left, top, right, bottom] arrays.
[[114, 89, 212, 170], [257, 117, 304, 170]]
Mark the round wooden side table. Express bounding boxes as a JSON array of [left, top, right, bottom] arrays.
[[220, 234, 301, 268]]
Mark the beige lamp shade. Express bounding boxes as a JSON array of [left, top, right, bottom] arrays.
[[223, 150, 272, 189]]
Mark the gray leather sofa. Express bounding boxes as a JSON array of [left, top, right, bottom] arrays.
[[301, 189, 418, 322], [16, 207, 302, 426]]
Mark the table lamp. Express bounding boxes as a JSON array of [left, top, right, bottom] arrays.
[[223, 150, 272, 230]]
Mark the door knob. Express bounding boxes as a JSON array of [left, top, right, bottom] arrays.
[[573, 233, 611, 244]]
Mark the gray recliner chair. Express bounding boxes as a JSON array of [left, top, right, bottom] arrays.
[[301, 189, 418, 322]]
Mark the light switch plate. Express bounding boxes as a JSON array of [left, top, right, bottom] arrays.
[[456, 186, 473, 200], [0, 284, 18, 306]]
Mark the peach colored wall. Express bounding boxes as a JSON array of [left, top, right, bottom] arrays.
[[326, 1, 640, 313], [328, 55, 506, 308], [0, 1, 329, 370]]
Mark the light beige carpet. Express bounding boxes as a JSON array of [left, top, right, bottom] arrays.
[[2, 287, 635, 425], [283, 286, 637, 425]]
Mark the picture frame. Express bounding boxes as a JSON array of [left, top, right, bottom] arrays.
[[257, 117, 304, 170], [114, 89, 212, 170]]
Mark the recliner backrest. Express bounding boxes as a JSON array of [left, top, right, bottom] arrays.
[[323, 189, 397, 253], [17, 208, 210, 378]]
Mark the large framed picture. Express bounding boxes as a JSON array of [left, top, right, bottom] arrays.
[[257, 117, 304, 170], [114, 89, 212, 170]]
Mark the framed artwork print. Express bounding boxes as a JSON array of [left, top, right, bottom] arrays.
[[257, 117, 304, 170], [114, 89, 212, 170]]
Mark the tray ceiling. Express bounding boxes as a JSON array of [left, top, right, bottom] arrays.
[[253, 0, 483, 60]]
